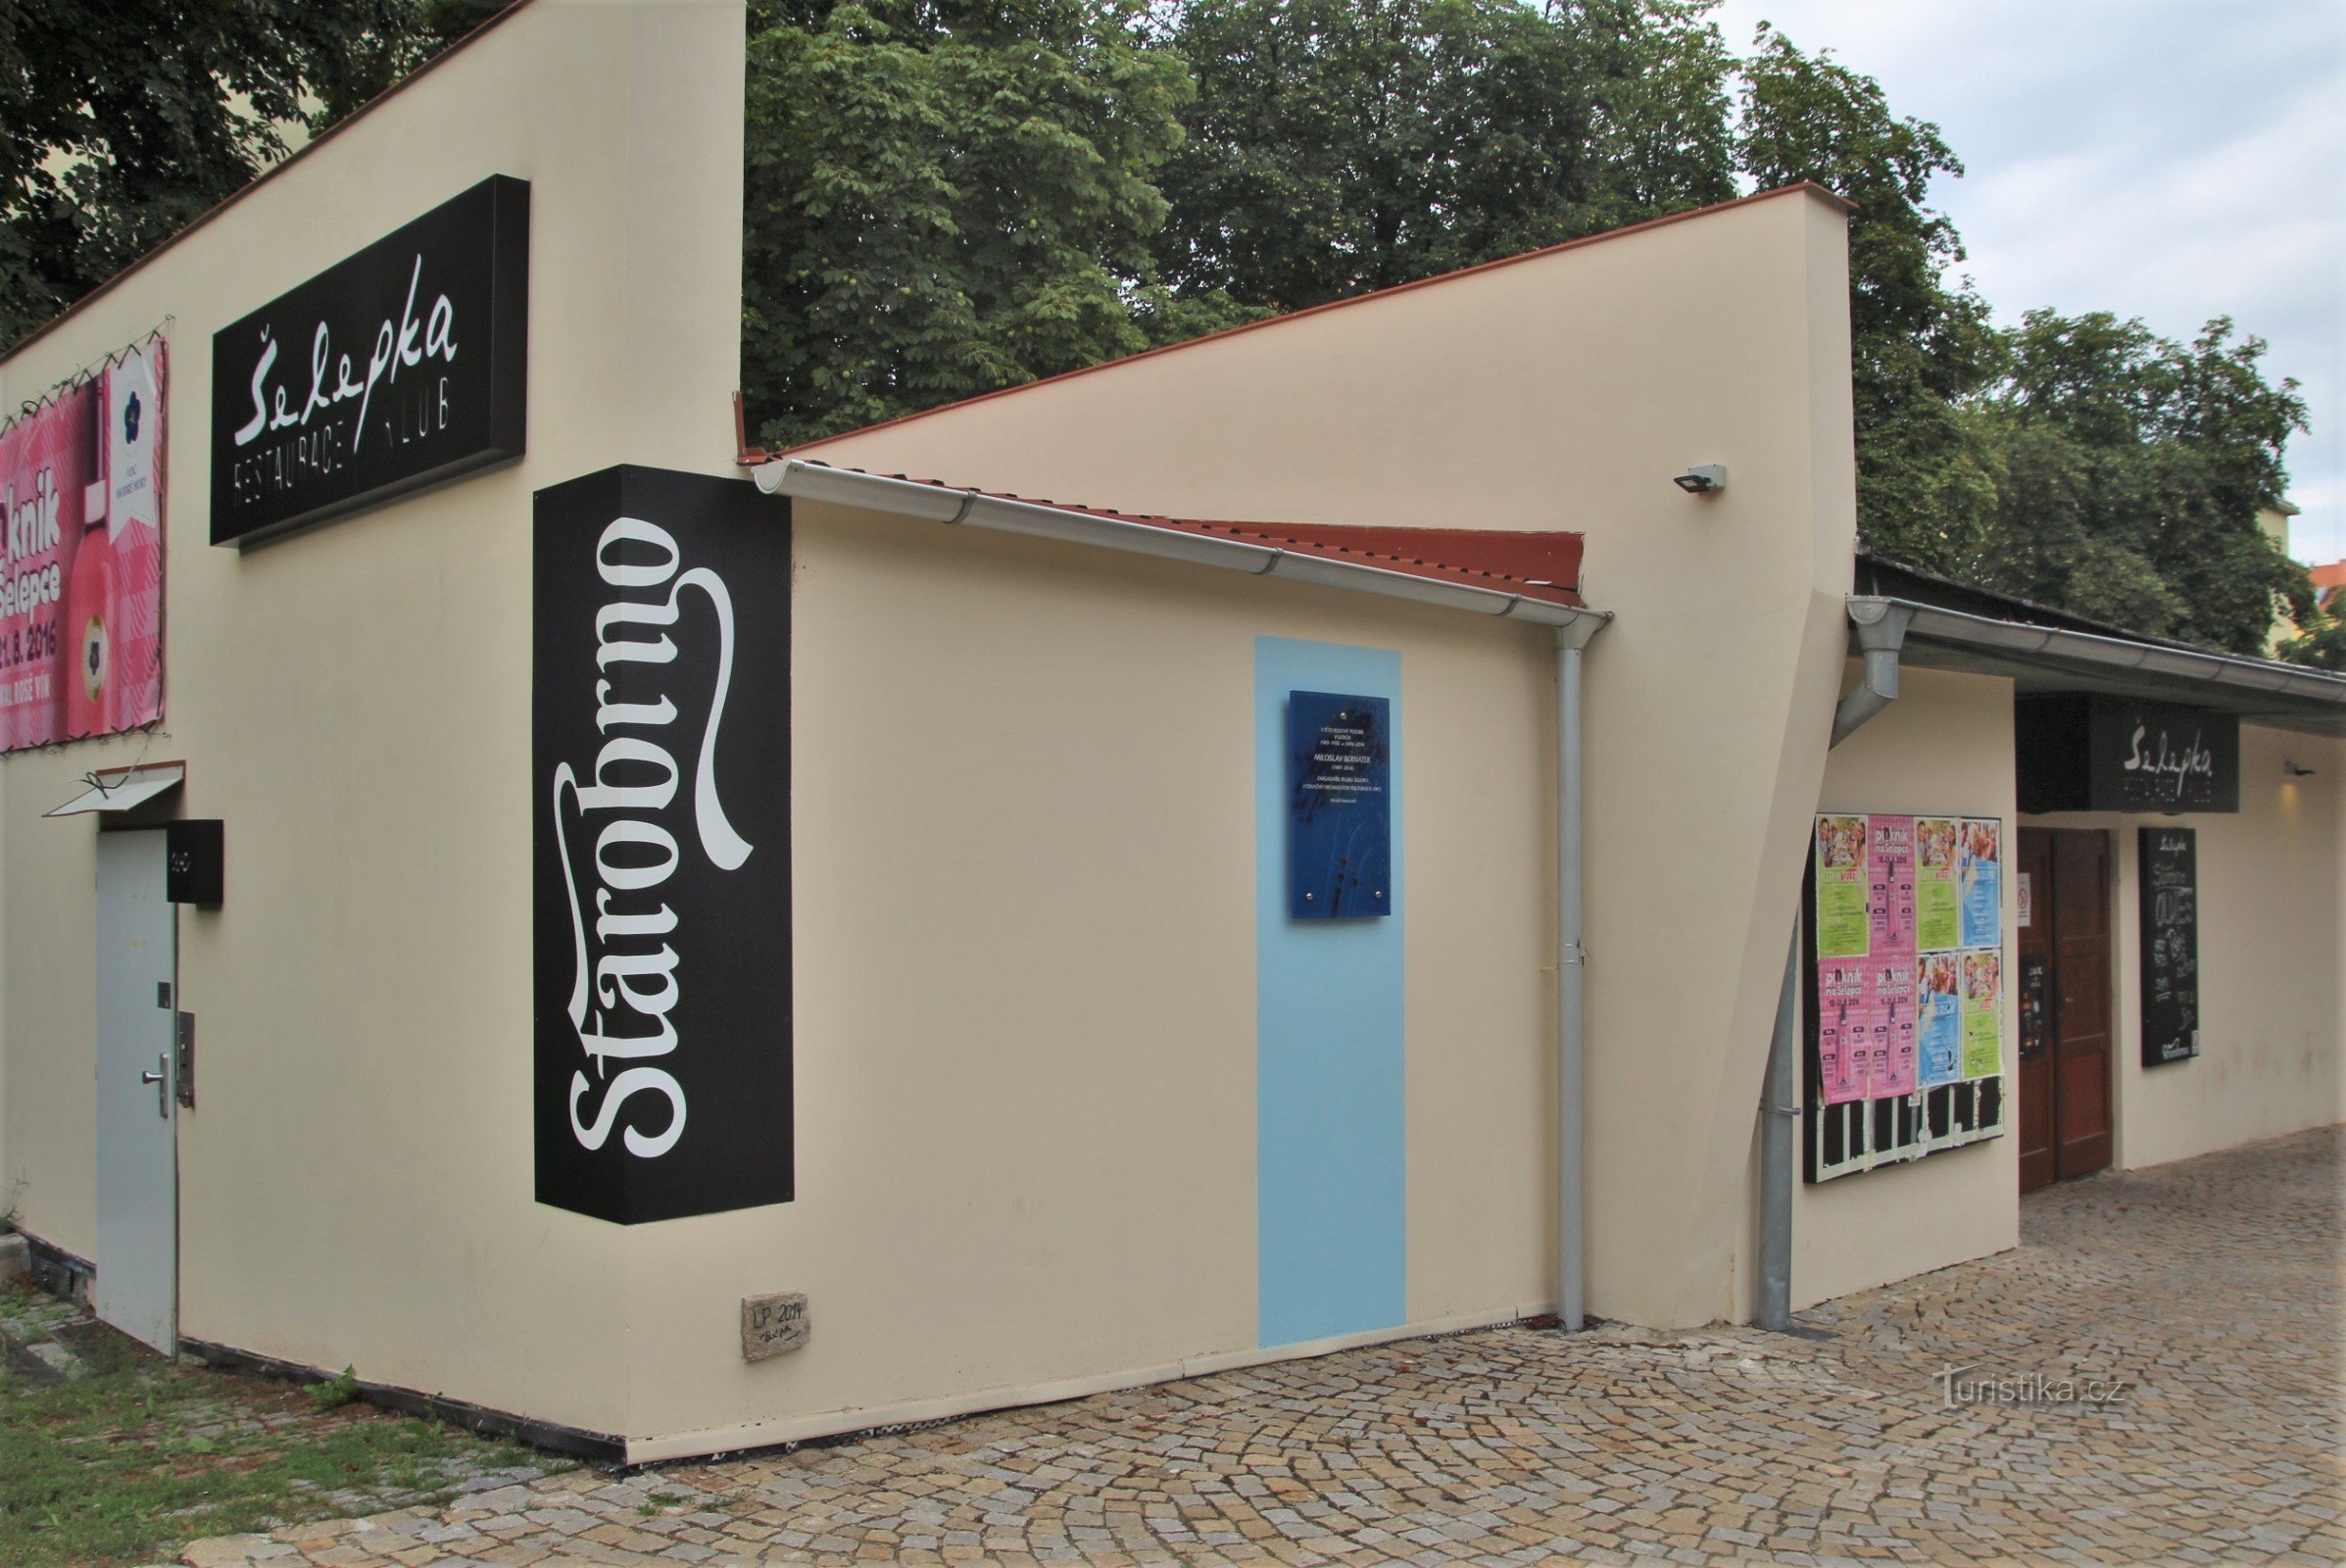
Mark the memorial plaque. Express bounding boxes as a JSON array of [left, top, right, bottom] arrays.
[[2138, 826, 2200, 1066], [1286, 690, 1392, 919]]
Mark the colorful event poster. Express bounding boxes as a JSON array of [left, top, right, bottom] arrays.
[[1958, 817, 2002, 949], [1916, 953, 1963, 1087], [1817, 956, 1869, 1104], [1961, 950, 2003, 1078], [1868, 816, 1918, 955], [1815, 815, 1870, 958], [0, 339, 166, 752], [1867, 953, 1919, 1097], [1915, 816, 1961, 951]]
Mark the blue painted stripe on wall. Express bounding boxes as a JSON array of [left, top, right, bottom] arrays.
[[1255, 636, 1406, 1348]]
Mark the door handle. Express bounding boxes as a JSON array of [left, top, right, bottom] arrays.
[[140, 1055, 169, 1119]]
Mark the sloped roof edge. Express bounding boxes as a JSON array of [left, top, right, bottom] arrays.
[[758, 182, 1855, 463], [757, 459, 1605, 634]]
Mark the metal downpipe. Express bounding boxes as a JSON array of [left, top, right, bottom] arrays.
[[1829, 602, 1914, 746], [1556, 626, 1594, 1331], [1759, 599, 1912, 1331], [1756, 929, 1800, 1330]]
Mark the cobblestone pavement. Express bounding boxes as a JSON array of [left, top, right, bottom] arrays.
[[182, 1127, 2343, 1568]]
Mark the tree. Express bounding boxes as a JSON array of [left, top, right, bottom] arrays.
[[742, 0, 1235, 449], [1735, 24, 2002, 576], [1148, 0, 1735, 313], [2277, 595, 2346, 671], [1964, 313, 2311, 656], [0, 1, 505, 353]]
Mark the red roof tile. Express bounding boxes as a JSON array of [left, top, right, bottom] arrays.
[[781, 464, 1587, 609]]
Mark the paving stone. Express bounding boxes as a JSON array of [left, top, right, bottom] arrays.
[[192, 1127, 2341, 1567]]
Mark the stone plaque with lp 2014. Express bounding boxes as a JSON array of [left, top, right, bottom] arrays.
[[741, 1292, 808, 1361]]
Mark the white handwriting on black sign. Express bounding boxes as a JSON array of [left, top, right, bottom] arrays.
[[2123, 723, 2215, 801], [232, 254, 457, 458]]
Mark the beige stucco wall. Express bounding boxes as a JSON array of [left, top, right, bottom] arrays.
[[619, 499, 1560, 1449], [797, 187, 1862, 1333], [2027, 723, 2345, 1170], [0, 0, 748, 1436], [1794, 664, 2022, 1309]]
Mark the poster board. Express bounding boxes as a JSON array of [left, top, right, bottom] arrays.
[[1806, 812, 2007, 1182], [2137, 826, 2200, 1066], [1, 338, 167, 752]]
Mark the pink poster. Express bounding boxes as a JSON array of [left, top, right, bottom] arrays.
[[0, 340, 166, 752], [1867, 953, 1919, 1097], [1817, 956, 1869, 1104], [1868, 815, 1917, 955]]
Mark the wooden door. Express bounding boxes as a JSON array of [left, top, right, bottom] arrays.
[[2016, 828, 2114, 1195]]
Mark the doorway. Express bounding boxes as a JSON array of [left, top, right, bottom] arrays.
[[95, 828, 177, 1352], [2016, 827, 2114, 1194]]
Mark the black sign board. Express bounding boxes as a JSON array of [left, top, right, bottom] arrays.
[[211, 175, 528, 546], [532, 466, 791, 1224], [166, 819, 224, 907], [2137, 826, 2200, 1066], [2016, 694, 2238, 814], [2018, 953, 2049, 1062]]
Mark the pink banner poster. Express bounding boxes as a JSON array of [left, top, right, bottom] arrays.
[[1867, 952, 1919, 1097], [1817, 956, 1869, 1104], [0, 340, 166, 752], [1868, 815, 1918, 955]]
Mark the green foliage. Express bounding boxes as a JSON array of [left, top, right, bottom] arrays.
[[2, 1, 2314, 656], [0, 1, 506, 350], [742, 0, 1219, 449], [2277, 595, 2346, 671], [1148, 0, 1735, 312], [0, 1339, 540, 1567], [1963, 313, 2310, 655], [310, 1364, 363, 1408], [1735, 24, 2003, 575]]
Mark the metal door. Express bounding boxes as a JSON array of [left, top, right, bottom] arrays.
[[95, 828, 177, 1352], [2015, 827, 2114, 1195]]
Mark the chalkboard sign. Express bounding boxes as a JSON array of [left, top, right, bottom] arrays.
[[2137, 826, 2200, 1066]]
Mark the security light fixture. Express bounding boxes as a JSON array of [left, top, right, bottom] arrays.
[[2284, 759, 2319, 777], [1674, 464, 1727, 495]]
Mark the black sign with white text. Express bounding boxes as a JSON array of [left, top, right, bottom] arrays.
[[211, 175, 528, 545], [2137, 826, 2200, 1067], [2017, 694, 2239, 814], [533, 466, 792, 1224]]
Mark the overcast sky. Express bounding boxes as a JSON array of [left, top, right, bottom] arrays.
[[1709, 0, 2346, 564]]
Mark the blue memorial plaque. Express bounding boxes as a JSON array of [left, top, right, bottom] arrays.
[[1287, 691, 1393, 919]]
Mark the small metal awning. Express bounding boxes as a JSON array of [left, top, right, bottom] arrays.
[[45, 763, 185, 817], [1849, 596, 2346, 737]]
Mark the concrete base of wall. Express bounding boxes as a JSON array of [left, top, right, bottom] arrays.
[[177, 1335, 628, 1465], [625, 1299, 1561, 1466], [13, 1230, 92, 1303]]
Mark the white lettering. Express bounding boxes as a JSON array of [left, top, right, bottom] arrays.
[[550, 515, 758, 1161]]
